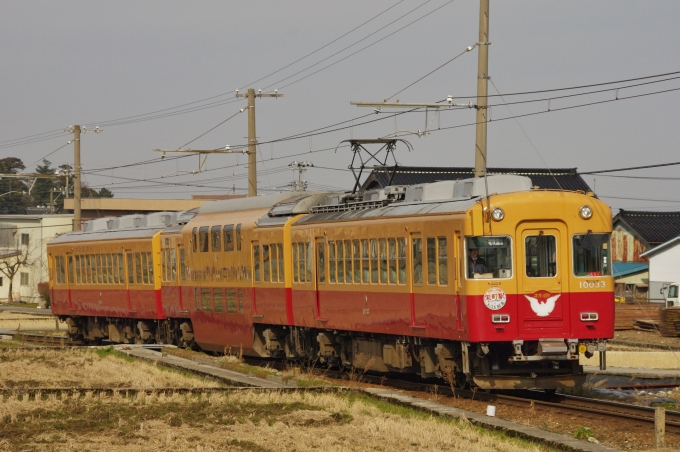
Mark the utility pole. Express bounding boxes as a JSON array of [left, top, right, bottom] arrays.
[[235, 88, 284, 197], [288, 161, 313, 192], [65, 125, 103, 231], [474, 0, 490, 178]]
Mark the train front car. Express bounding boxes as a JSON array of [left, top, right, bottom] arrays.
[[464, 179, 613, 390]]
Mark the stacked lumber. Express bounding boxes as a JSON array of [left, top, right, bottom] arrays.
[[633, 318, 659, 332], [660, 307, 680, 337], [615, 303, 661, 330]]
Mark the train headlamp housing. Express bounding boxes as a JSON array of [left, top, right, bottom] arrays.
[[491, 207, 505, 222], [579, 205, 593, 220]]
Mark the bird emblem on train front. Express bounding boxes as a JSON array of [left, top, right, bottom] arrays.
[[525, 290, 561, 317]]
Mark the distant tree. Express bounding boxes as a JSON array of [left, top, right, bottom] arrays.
[[0, 231, 34, 304], [33, 159, 56, 208], [98, 187, 114, 198], [0, 157, 28, 214]]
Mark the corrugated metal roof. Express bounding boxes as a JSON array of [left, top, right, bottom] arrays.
[[614, 210, 680, 245], [612, 261, 649, 278], [361, 166, 592, 192]]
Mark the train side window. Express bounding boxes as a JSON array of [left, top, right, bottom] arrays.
[[147, 252, 154, 283], [223, 225, 234, 251], [68, 256, 74, 285], [199, 226, 209, 252], [195, 288, 200, 311], [142, 252, 149, 284], [202, 288, 211, 311], [379, 238, 387, 284], [438, 237, 448, 285], [329, 241, 336, 283], [293, 243, 299, 283], [525, 235, 556, 278], [270, 243, 278, 282], [160, 249, 166, 282], [107, 254, 114, 284], [213, 289, 224, 312], [111, 254, 117, 284], [253, 244, 261, 282], [336, 241, 344, 283], [370, 239, 378, 284], [263, 244, 270, 282], [192, 227, 198, 252], [427, 238, 437, 285], [170, 249, 177, 282], [412, 238, 423, 285], [388, 238, 397, 285], [277, 243, 284, 282], [238, 288, 244, 313], [353, 240, 360, 283], [102, 254, 107, 284], [55, 257, 61, 284], [89, 255, 95, 284], [316, 240, 325, 284], [344, 241, 352, 284], [135, 253, 142, 284], [118, 253, 125, 284], [126, 254, 134, 284], [397, 238, 406, 285], [306, 243, 313, 283], [75, 256, 81, 284], [361, 239, 369, 284], [85, 255, 91, 284], [236, 224, 242, 251], [226, 289, 237, 313], [180, 248, 186, 282], [211, 225, 221, 252]]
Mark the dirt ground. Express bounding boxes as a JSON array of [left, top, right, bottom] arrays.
[[0, 348, 546, 452], [615, 329, 680, 348]]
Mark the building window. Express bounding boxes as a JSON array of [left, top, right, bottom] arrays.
[[20, 272, 29, 286], [0, 277, 3, 286], [21, 234, 29, 246]]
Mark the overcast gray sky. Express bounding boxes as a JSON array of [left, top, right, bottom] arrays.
[[1, 1, 679, 213]]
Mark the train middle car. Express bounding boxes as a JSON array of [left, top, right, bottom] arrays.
[[48, 175, 614, 389]]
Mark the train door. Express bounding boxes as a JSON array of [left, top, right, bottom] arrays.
[[315, 238, 326, 320], [177, 244, 184, 311], [65, 253, 74, 310], [251, 240, 260, 316], [124, 249, 134, 313], [517, 225, 569, 335]]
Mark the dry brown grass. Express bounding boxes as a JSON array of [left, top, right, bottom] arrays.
[[0, 389, 546, 452], [580, 351, 680, 369], [0, 311, 65, 331], [0, 348, 221, 389]]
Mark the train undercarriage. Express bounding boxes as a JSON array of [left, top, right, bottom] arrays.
[[62, 315, 604, 389]]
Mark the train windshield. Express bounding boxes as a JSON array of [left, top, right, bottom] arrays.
[[573, 233, 611, 276], [465, 236, 512, 279]]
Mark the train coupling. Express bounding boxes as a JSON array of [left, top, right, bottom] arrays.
[[509, 338, 581, 362]]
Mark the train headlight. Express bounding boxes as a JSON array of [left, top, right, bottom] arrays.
[[579, 205, 593, 219], [491, 207, 505, 222]]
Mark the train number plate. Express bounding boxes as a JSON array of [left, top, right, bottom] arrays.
[[578, 280, 606, 289]]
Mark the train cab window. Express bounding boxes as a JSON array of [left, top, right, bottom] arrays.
[[427, 238, 437, 285], [316, 241, 325, 284], [223, 225, 234, 251], [277, 244, 284, 282], [466, 236, 512, 279], [192, 227, 197, 252], [336, 241, 344, 283], [438, 237, 448, 285], [329, 242, 336, 283], [236, 224, 242, 251], [398, 238, 407, 284], [263, 245, 270, 282], [353, 240, 360, 283], [573, 233, 611, 276], [253, 244, 261, 282], [525, 235, 556, 278], [199, 226, 209, 252], [213, 289, 224, 312], [211, 225, 221, 251], [344, 241, 352, 283], [412, 238, 423, 285]]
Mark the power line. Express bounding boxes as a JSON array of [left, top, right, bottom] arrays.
[[581, 160, 680, 175]]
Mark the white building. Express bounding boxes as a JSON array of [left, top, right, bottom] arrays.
[[0, 214, 73, 303], [639, 235, 680, 303]]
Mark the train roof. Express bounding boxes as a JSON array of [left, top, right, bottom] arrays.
[[198, 191, 331, 215], [49, 226, 163, 244]]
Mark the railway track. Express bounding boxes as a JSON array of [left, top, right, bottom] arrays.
[[11, 332, 83, 346]]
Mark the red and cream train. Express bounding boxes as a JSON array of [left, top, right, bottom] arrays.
[[48, 174, 614, 389]]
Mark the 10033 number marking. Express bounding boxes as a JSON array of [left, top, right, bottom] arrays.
[[579, 280, 606, 289]]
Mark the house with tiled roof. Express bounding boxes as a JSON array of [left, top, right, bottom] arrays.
[[611, 210, 680, 263], [361, 166, 593, 192]]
